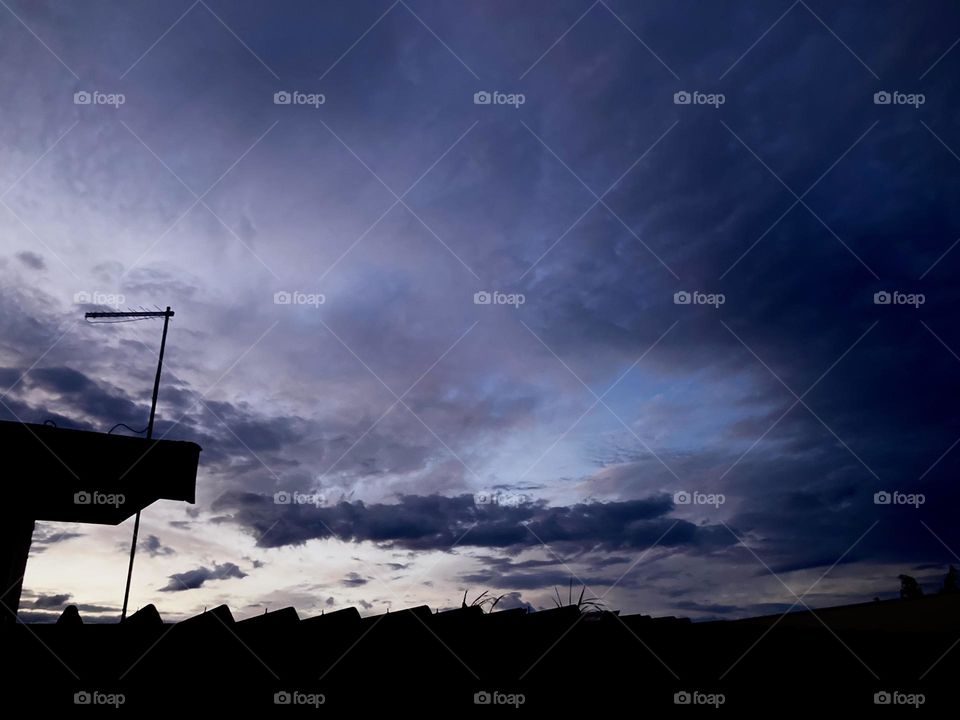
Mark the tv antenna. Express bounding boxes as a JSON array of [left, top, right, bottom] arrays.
[[85, 306, 174, 621]]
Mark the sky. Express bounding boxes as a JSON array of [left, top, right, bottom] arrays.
[[2, 0, 960, 623]]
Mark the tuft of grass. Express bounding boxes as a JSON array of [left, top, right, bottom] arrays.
[[462, 589, 507, 613], [552, 578, 605, 614]]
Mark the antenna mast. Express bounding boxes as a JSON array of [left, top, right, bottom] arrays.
[[85, 306, 174, 621]]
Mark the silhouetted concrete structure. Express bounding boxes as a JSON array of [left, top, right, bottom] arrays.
[[5, 593, 960, 710], [0, 420, 200, 623]]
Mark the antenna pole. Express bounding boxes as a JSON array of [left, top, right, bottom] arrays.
[[146, 308, 171, 439], [85, 307, 174, 621]]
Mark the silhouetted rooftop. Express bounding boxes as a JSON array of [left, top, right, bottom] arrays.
[[5, 594, 959, 710], [0, 420, 201, 524]]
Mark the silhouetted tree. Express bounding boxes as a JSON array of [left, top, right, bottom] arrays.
[[941, 565, 959, 595], [898, 574, 924, 599]]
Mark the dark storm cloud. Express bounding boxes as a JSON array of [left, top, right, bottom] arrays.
[[30, 367, 92, 393], [212, 491, 735, 556], [30, 525, 85, 547], [15, 611, 65, 623], [11, 365, 147, 431], [159, 561, 247, 592], [341, 572, 368, 587], [611, 6, 957, 571], [580, 439, 960, 577], [1, 357, 296, 441], [195, 399, 309, 454], [15, 251, 45, 270], [379, 562, 410, 571], [495, 0, 960, 535], [672, 601, 744, 617], [17, 604, 121, 623], [72, 603, 120, 614], [142, 534, 175, 557], [460, 569, 617, 591], [0, 367, 21, 387], [463, 553, 645, 593], [32, 593, 71, 608], [0, 345, 319, 489]]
